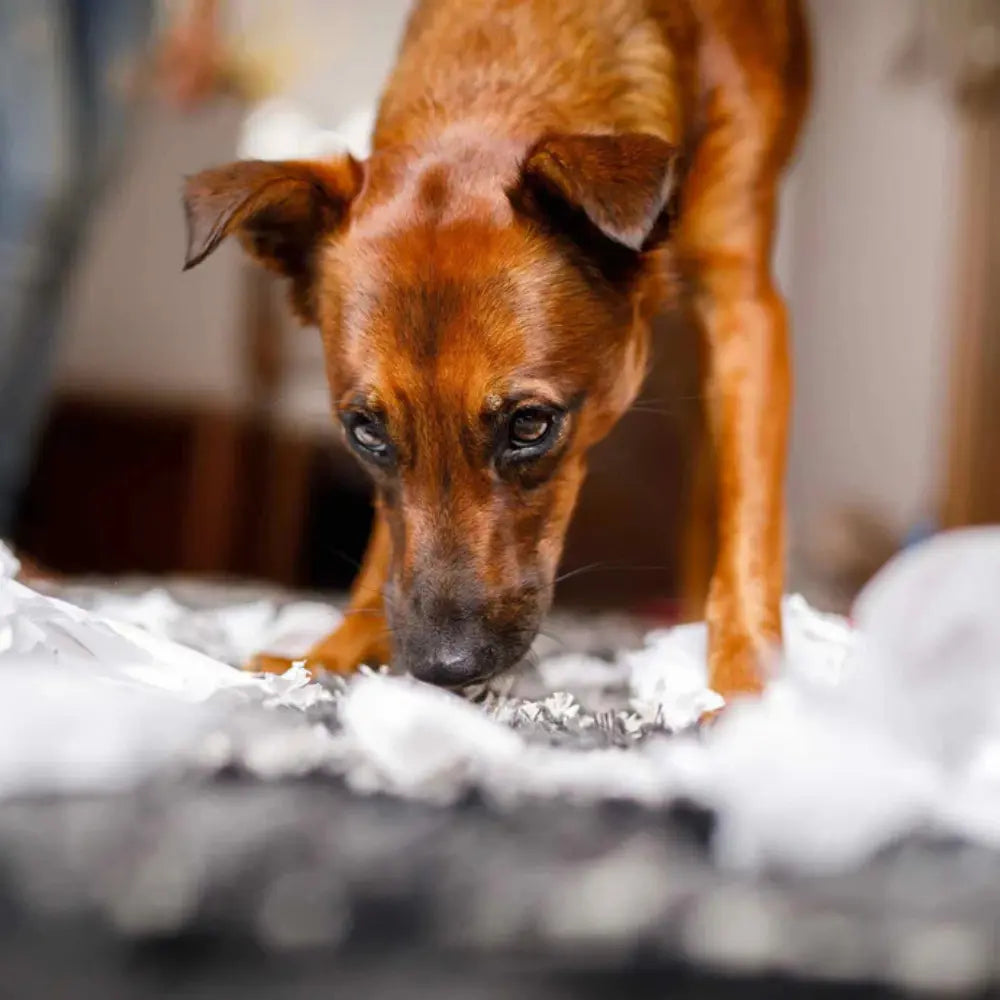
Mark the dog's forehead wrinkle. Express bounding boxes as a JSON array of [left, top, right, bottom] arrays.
[[357, 132, 523, 221], [352, 167, 515, 241]]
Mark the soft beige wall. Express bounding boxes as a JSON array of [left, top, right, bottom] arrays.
[[779, 0, 961, 546], [56, 0, 413, 409], [57, 100, 249, 408]]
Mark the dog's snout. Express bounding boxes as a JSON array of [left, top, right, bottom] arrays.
[[392, 597, 534, 687], [389, 568, 547, 687], [410, 644, 493, 687]]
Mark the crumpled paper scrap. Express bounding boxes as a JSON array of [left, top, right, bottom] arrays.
[[0, 543, 332, 797]]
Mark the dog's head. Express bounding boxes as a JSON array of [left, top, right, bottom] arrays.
[[183, 131, 679, 685]]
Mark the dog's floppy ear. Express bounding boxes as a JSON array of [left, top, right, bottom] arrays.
[[511, 132, 679, 259], [182, 156, 363, 323]]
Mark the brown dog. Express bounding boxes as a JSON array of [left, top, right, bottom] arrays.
[[182, 0, 809, 698]]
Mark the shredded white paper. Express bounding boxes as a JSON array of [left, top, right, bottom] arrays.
[[0, 555, 332, 797], [2, 528, 999, 875]]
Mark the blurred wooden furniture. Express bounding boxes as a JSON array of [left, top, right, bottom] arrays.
[[941, 104, 1000, 527], [19, 396, 239, 576], [236, 265, 372, 586], [898, 0, 1000, 528]]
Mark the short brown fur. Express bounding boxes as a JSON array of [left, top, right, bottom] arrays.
[[183, 0, 809, 696]]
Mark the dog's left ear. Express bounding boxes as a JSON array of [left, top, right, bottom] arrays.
[[511, 132, 679, 257], [182, 156, 363, 323]]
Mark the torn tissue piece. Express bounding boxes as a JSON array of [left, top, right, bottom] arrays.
[[0, 542, 333, 797], [339, 674, 523, 801], [85, 588, 342, 667], [624, 596, 855, 732], [848, 527, 1000, 766], [335, 675, 673, 808], [0, 668, 216, 798], [626, 622, 722, 729], [684, 688, 940, 873]]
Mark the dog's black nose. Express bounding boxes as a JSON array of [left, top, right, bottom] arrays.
[[392, 585, 537, 688], [408, 646, 494, 687]]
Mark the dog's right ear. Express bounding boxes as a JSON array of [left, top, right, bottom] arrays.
[[182, 156, 363, 323]]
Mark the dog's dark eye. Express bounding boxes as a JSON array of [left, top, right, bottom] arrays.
[[346, 413, 389, 457], [510, 409, 554, 448], [507, 406, 562, 458]]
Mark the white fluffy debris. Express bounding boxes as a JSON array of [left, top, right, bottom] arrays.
[[848, 527, 1000, 765], [0, 546, 332, 797], [681, 689, 940, 872], [624, 594, 855, 732], [2, 529, 1000, 877], [680, 529, 1000, 872], [85, 588, 342, 667], [626, 622, 723, 729], [339, 674, 523, 801]]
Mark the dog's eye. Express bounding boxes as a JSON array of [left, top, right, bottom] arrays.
[[510, 409, 553, 448], [346, 413, 389, 457], [507, 408, 564, 456]]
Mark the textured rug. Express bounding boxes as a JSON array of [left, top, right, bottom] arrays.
[[2, 531, 1000, 997]]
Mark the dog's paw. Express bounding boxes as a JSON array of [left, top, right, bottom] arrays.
[[704, 576, 780, 701], [307, 613, 392, 673], [706, 622, 773, 703], [698, 704, 727, 728], [246, 612, 391, 677], [245, 652, 301, 675]]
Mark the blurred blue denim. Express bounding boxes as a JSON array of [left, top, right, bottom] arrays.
[[0, 0, 154, 535]]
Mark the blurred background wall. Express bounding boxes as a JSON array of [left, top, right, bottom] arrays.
[[7, 0, 998, 615], [778, 0, 968, 605]]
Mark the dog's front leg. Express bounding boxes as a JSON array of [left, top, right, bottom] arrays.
[[250, 508, 392, 675], [305, 507, 393, 673], [693, 263, 790, 699]]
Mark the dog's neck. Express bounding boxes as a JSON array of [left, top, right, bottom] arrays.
[[371, 0, 693, 157]]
